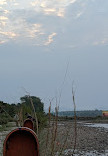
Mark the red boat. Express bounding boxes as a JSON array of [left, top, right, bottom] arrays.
[[3, 127, 39, 156], [23, 119, 34, 130]]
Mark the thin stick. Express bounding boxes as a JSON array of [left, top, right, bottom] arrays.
[[58, 61, 69, 106], [72, 85, 77, 154], [50, 98, 58, 156]]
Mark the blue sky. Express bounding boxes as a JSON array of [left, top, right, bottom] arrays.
[[0, 0, 108, 111]]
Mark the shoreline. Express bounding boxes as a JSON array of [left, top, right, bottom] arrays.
[[39, 120, 108, 155]]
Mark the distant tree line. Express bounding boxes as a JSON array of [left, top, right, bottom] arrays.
[[58, 110, 102, 117]]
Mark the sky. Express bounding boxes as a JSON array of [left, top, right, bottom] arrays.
[[0, 0, 108, 111]]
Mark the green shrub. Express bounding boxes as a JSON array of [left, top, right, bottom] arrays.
[[0, 113, 11, 125]]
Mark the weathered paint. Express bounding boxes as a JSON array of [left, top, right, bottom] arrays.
[[23, 119, 34, 130], [3, 127, 39, 156]]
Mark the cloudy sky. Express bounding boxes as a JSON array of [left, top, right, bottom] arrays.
[[0, 0, 108, 111]]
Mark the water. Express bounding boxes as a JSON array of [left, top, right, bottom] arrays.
[[84, 123, 108, 129]]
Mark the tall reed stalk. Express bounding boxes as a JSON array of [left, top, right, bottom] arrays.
[[28, 95, 39, 137], [72, 87, 77, 155], [50, 104, 58, 156], [18, 107, 23, 126], [49, 97, 58, 156], [45, 102, 51, 156], [22, 88, 39, 136]]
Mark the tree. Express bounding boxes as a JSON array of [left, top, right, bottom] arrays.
[[20, 95, 44, 113], [0, 101, 15, 124], [20, 95, 47, 129]]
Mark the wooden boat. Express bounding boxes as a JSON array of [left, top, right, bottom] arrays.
[[3, 127, 39, 156], [23, 119, 34, 130]]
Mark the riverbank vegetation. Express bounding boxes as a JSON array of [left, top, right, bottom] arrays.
[[0, 96, 47, 131]]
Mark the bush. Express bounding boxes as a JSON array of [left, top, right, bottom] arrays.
[[0, 113, 12, 125]]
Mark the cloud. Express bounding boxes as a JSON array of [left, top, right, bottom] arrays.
[[41, 7, 65, 18], [0, 0, 107, 49], [30, 0, 77, 18], [0, 16, 8, 20], [0, 0, 7, 5], [44, 32, 57, 45], [70, 0, 77, 3], [0, 40, 7, 44], [57, 8, 65, 17], [13, 3, 19, 6], [43, 8, 56, 14], [31, 1, 38, 7], [75, 11, 83, 18], [0, 21, 6, 26], [4, 9, 9, 14], [0, 0, 87, 46], [0, 31, 17, 38], [23, 23, 44, 41], [0, 0, 18, 6], [93, 38, 108, 46]]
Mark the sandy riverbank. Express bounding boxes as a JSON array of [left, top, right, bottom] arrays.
[[39, 120, 108, 155], [0, 121, 108, 156]]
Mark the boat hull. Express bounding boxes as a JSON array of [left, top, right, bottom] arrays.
[[3, 127, 39, 156], [24, 119, 34, 130]]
